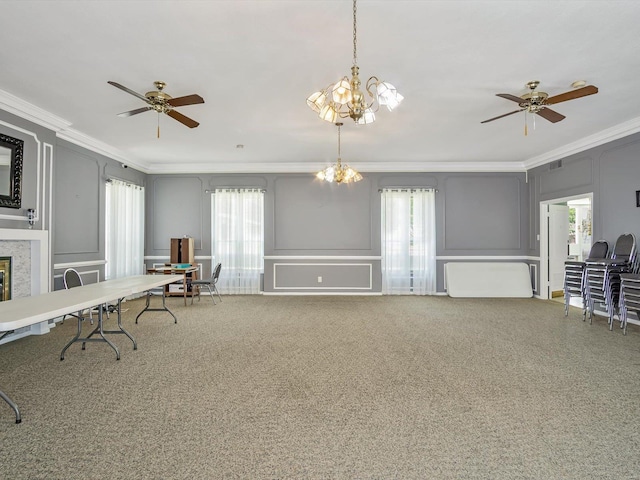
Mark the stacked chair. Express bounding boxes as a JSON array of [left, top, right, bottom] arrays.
[[563, 240, 609, 318], [584, 233, 638, 328], [618, 273, 640, 335]]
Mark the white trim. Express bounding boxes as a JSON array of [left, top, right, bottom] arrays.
[[57, 130, 134, 168], [264, 291, 382, 296], [524, 116, 640, 170], [265, 256, 381, 260], [54, 269, 100, 284], [273, 263, 373, 290], [437, 255, 539, 261], [144, 256, 211, 261], [54, 260, 107, 269], [146, 160, 529, 174], [0, 88, 71, 132], [539, 193, 593, 301], [2, 84, 640, 174]]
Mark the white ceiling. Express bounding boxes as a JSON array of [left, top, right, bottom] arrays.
[[2, 0, 640, 174]]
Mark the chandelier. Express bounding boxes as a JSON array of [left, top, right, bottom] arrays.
[[316, 122, 362, 184], [306, 0, 403, 125]]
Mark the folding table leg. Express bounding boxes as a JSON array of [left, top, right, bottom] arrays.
[[0, 388, 21, 423]]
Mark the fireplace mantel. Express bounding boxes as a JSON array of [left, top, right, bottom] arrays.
[[0, 228, 50, 343], [0, 228, 49, 295]]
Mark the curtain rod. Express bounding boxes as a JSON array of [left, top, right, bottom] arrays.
[[378, 187, 438, 192], [104, 176, 144, 187], [206, 187, 266, 193]]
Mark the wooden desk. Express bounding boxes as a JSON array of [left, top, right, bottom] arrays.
[[0, 274, 184, 424], [146, 266, 198, 305]]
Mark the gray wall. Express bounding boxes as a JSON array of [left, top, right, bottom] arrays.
[[528, 133, 640, 248], [21, 98, 640, 298], [52, 140, 145, 289], [527, 133, 640, 291], [146, 171, 529, 294], [0, 110, 56, 233]]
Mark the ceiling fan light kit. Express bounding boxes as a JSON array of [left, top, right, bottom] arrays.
[[481, 80, 598, 135], [306, 0, 403, 125], [108, 80, 204, 137]]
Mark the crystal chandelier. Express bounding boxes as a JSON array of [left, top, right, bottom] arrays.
[[316, 122, 362, 184], [306, 0, 403, 125]]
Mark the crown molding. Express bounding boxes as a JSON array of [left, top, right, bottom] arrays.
[[3, 86, 639, 175], [0, 88, 71, 132], [56, 129, 146, 171], [523, 116, 640, 170], [143, 160, 528, 175]]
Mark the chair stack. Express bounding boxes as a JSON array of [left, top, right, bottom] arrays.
[[564, 240, 609, 318], [618, 273, 640, 335], [584, 233, 638, 328]]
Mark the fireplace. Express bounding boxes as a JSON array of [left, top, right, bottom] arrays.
[[0, 256, 10, 301], [0, 229, 50, 345]]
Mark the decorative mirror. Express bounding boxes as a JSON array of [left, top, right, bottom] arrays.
[[0, 133, 24, 209]]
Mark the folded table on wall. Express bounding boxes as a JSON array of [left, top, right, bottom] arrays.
[[445, 262, 533, 298]]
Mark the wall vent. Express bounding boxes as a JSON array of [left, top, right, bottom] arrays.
[[549, 160, 563, 170]]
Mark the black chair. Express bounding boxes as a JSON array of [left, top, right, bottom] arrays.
[[584, 233, 638, 328], [191, 263, 222, 304], [62, 268, 93, 324], [563, 240, 608, 318], [619, 273, 640, 335]]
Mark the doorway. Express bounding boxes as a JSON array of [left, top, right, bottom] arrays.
[[539, 194, 593, 301]]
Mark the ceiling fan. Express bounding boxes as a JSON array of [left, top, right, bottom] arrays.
[[481, 80, 598, 134], [108, 80, 204, 137]]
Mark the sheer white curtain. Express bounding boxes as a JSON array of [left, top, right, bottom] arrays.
[[212, 188, 264, 294], [105, 179, 145, 280], [381, 188, 436, 295]]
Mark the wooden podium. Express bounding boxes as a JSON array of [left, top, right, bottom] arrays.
[[166, 238, 197, 300], [171, 237, 194, 265]]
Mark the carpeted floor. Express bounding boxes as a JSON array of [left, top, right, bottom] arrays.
[[1, 294, 639, 479]]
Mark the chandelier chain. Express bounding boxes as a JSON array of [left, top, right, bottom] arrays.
[[352, 0, 357, 66], [337, 123, 341, 157]]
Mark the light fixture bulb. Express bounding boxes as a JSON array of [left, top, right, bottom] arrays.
[[306, 91, 326, 113], [305, 0, 402, 125], [377, 82, 404, 111], [319, 103, 338, 123], [315, 122, 362, 184], [332, 78, 352, 104], [356, 108, 376, 125]]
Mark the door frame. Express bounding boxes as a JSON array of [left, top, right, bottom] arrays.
[[539, 193, 593, 300]]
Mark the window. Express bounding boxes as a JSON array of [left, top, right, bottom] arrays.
[[381, 188, 436, 295], [212, 188, 264, 294], [105, 179, 145, 280]]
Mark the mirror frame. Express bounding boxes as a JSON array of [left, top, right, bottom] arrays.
[[0, 133, 24, 209]]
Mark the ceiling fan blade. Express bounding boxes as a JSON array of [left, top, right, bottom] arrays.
[[536, 107, 566, 123], [496, 93, 525, 104], [546, 85, 598, 105], [108, 81, 150, 103], [480, 109, 524, 124], [117, 106, 153, 117], [166, 109, 199, 128], [167, 94, 205, 107]]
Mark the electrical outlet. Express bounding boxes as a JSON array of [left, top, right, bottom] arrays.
[[317, 276, 322, 283]]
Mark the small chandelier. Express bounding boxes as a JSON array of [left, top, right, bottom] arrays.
[[306, 0, 403, 125], [316, 122, 362, 184]]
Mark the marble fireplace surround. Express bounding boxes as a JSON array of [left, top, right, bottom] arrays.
[[0, 228, 50, 343]]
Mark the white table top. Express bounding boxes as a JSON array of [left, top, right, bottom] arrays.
[[0, 274, 184, 332]]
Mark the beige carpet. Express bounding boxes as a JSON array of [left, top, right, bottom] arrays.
[[1, 295, 639, 479]]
